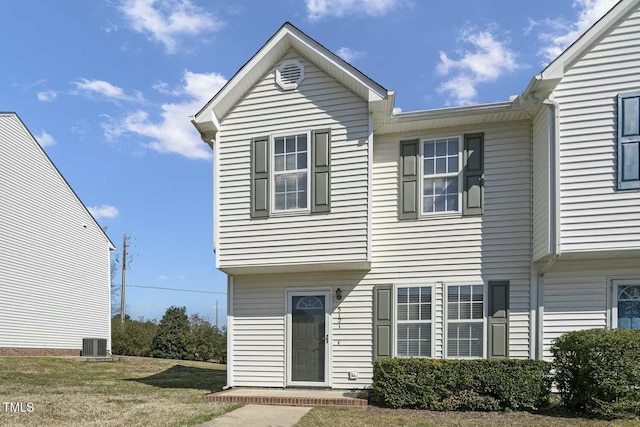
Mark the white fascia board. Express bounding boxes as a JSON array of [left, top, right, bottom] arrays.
[[194, 23, 388, 134], [542, 0, 639, 80], [194, 30, 290, 124]]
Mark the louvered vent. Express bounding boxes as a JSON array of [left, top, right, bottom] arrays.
[[276, 59, 304, 90]]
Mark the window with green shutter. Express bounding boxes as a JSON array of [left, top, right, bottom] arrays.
[[398, 133, 484, 220], [250, 129, 331, 218], [618, 92, 640, 190]]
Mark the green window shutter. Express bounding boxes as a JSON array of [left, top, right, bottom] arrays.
[[251, 136, 269, 218], [373, 285, 393, 359], [463, 133, 484, 215], [618, 92, 640, 190], [488, 281, 509, 359], [399, 140, 419, 220], [311, 129, 331, 213]]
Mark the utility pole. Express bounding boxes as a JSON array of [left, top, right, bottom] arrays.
[[120, 234, 130, 325], [215, 300, 219, 328]]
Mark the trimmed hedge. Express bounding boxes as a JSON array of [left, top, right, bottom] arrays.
[[371, 358, 551, 411], [551, 328, 640, 418]]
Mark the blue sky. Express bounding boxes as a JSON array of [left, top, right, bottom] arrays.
[[0, 0, 618, 324]]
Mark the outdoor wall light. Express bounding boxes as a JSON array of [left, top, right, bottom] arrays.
[[336, 288, 342, 300]]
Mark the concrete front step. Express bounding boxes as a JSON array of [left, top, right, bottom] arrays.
[[204, 388, 368, 407]]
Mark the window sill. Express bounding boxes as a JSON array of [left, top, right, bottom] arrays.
[[270, 209, 311, 218]]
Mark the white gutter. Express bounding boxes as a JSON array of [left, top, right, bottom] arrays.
[[391, 100, 515, 121]]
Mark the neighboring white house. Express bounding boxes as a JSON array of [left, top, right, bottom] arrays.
[[192, 0, 640, 389], [0, 112, 114, 356]]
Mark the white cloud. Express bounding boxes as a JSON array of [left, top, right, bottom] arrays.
[[158, 274, 169, 280], [538, 0, 618, 62], [34, 130, 56, 147], [102, 70, 227, 160], [73, 78, 144, 102], [336, 46, 365, 63], [436, 28, 522, 105], [118, 0, 223, 54], [88, 204, 119, 220], [37, 90, 57, 102], [306, 0, 401, 20]]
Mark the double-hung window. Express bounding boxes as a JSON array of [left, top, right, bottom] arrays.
[[447, 284, 484, 358], [422, 138, 461, 214], [273, 133, 309, 212], [396, 286, 432, 357]]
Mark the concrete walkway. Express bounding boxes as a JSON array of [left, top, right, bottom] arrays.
[[197, 404, 311, 427]]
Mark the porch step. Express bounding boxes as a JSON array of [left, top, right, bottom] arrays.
[[204, 388, 368, 407]]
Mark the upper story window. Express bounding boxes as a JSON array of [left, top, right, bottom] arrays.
[[422, 138, 460, 213], [399, 133, 484, 220], [617, 92, 640, 190], [250, 129, 331, 218], [273, 133, 309, 212]]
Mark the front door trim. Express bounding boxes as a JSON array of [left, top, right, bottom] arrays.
[[285, 288, 332, 387]]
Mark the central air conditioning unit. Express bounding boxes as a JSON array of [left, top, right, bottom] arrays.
[[82, 338, 107, 357]]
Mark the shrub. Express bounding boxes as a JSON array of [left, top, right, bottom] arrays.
[[371, 358, 551, 411], [188, 314, 227, 363], [150, 306, 190, 360], [551, 328, 640, 418], [111, 316, 157, 357]]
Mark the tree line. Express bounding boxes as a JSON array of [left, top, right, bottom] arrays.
[[111, 306, 226, 363]]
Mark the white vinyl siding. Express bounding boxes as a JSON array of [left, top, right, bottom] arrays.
[[230, 272, 373, 389], [540, 258, 640, 360], [0, 114, 111, 352], [217, 50, 369, 271], [553, 5, 640, 253], [532, 107, 551, 261], [371, 122, 533, 359]]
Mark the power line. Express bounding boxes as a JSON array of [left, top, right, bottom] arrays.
[[127, 284, 226, 295]]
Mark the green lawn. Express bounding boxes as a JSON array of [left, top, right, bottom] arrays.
[[0, 356, 235, 427], [2, 357, 639, 427], [298, 406, 640, 427]]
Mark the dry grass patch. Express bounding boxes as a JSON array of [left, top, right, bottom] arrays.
[[0, 356, 235, 426], [297, 406, 640, 427]]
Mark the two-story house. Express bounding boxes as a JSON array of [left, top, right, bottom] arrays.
[[0, 112, 114, 356], [192, 0, 640, 389]]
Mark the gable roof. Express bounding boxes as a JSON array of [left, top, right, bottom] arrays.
[[192, 22, 390, 141], [0, 112, 116, 251], [524, 0, 640, 99]]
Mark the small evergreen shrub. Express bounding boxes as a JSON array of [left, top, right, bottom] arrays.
[[551, 328, 640, 418], [149, 306, 190, 360], [371, 358, 551, 411]]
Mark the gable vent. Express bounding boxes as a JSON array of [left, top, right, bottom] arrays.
[[276, 59, 304, 90]]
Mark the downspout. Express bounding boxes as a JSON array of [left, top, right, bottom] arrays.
[[222, 274, 234, 390], [528, 92, 561, 359]]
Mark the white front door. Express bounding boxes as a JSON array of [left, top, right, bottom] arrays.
[[286, 290, 331, 387]]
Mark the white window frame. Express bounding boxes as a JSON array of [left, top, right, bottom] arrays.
[[419, 136, 463, 216], [393, 284, 435, 358], [444, 283, 486, 359], [270, 131, 311, 214], [610, 278, 640, 329]]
